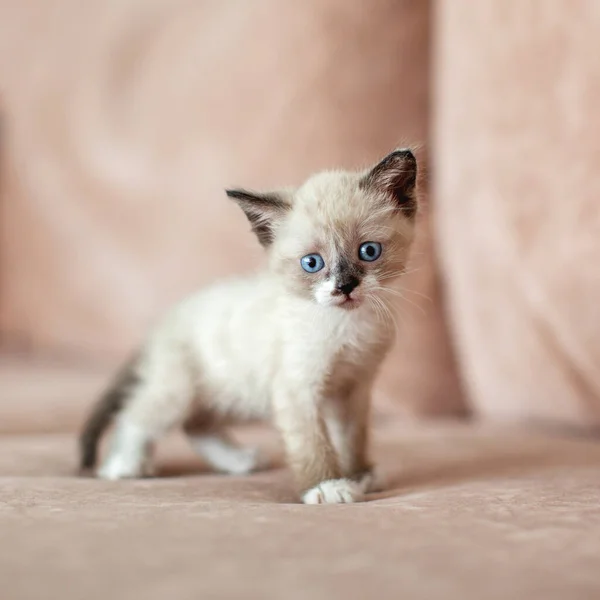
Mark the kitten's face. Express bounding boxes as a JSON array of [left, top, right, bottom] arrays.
[[227, 149, 418, 310]]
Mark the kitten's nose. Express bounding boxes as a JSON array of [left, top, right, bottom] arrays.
[[336, 277, 360, 296]]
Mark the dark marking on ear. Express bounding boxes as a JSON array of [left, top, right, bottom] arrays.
[[360, 149, 418, 219], [226, 188, 290, 247]]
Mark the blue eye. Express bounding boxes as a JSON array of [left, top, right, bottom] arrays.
[[300, 253, 325, 273], [359, 242, 382, 262]]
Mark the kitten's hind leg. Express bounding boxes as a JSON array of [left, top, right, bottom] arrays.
[[98, 363, 195, 480], [184, 416, 263, 475], [190, 433, 260, 475], [97, 418, 155, 480]]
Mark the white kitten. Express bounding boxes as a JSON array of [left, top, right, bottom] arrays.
[[79, 149, 419, 504]]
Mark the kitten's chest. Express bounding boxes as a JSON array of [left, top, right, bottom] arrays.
[[320, 332, 389, 400], [283, 308, 391, 381]]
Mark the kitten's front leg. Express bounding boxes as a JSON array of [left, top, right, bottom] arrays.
[[324, 384, 381, 495], [271, 389, 364, 504]]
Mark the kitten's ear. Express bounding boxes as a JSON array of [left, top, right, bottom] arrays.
[[226, 188, 291, 247], [361, 149, 418, 219]]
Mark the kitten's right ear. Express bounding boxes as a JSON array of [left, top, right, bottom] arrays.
[[226, 189, 291, 247]]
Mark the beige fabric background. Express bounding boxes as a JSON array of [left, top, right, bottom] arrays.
[[435, 1, 600, 427], [0, 0, 463, 420]]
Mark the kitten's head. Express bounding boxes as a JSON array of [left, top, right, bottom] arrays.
[[227, 149, 418, 310]]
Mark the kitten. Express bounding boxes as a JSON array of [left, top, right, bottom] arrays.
[[79, 149, 418, 504]]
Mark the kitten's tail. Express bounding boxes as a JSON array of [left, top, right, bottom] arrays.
[[78, 357, 139, 473]]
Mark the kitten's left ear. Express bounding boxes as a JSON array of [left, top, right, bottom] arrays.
[[361, 149, 418, 219], [226, 188, 291, 247]]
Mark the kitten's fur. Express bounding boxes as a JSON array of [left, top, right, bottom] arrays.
[[79, 149, 418, 504]]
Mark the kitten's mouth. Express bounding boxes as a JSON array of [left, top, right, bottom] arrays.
[[334, 295, 361, 310]]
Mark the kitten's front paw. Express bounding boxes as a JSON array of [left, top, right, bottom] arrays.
[[302, 479, 364, 504]]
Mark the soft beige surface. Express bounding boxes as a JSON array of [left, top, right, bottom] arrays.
[[435, 2, 600, 426], [2, 423, 600, 600], [1, 359, 600, 599]]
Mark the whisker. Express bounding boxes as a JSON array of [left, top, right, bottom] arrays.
[[377, 273, 405, 282], [367, 296, 386, 326], [396, 293, 427, 316], [373, 286, 427, 317], [377, 295, 401, 331], [376, 266, 423, 281], [370, 295, 386, 324], [399, 287, 432, 303], [378, 283, 432, 304]]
